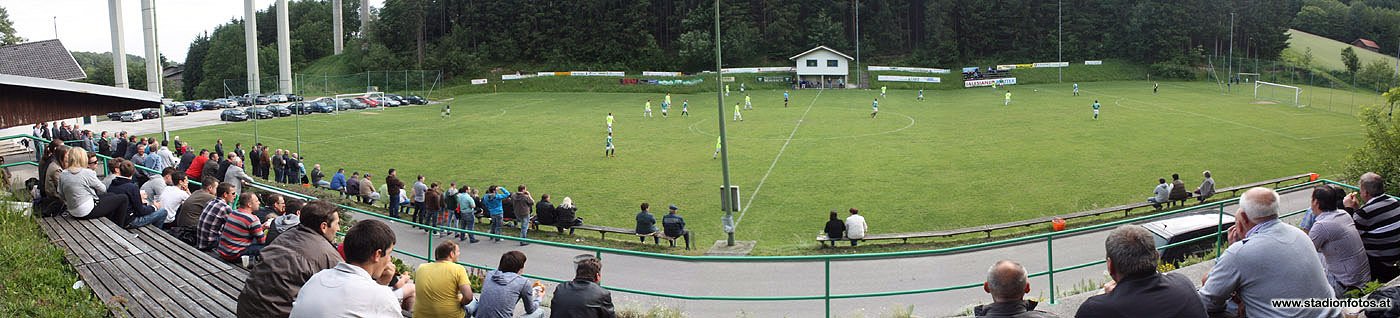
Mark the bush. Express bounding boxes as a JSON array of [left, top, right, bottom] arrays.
[[1148, 62, 1197, 80], [1345, 105, 1400, 192]]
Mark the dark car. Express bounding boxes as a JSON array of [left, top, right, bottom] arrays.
[[254, 95, 270, 105], [231, 96, 251, 106], [287, 102, 312, 115], [310, 101, 336, 113], [165, 104, 188, 116], [404, 95, 428, 105], [106, 112, 123, 121], [245, 106, 274, 119], [386, 94, 406, 103], [336, 98, 366, 110], [119, 111, 141, 122], [266, 105, 293, 117], [220, 109, 249, 122], [288, 93, 303, 102], [140, 108, 161, 119], [214, 98, 237, 109], [1140, 214, 1237, 264], [184, 101, 204, 112]]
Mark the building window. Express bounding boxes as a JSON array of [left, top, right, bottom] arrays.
[[828, 60, 839, 67], [806, 59, 818, 67]]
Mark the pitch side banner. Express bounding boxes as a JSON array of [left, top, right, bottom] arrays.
[[1033, 62, 1070, 68], [1085, 60, 1104, 65], [964, 77, 1017, 88], [571, 71, 625, 77], [867, 66, 951, 74], [471, 79, 488, 85], [721, 67, 795, 74], [642, 71, 683, 77], [878, 75, 942, 83], [536, 72, 557, 77], [502, 74, 536, 80]]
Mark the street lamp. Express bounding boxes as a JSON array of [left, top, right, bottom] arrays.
[[714, 0, 735, 247]]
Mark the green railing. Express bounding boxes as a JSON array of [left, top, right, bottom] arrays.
[[7, 133, 1336, 316]]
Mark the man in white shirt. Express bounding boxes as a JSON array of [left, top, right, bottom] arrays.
[[290, 219, 403, 317], [158, 172, 191, 226], [844, 208, 868, 246]]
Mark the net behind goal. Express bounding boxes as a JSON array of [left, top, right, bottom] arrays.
[[1254, 81, 1302, 106]]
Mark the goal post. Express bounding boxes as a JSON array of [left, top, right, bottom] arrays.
[[1254, 81, 1302, 106]]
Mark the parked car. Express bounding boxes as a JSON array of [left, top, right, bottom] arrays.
[[1140, 214, 1237, 264], [107, 112, 124, 121], [287, 102, 311, 115], [220, 109, 249, 122], [183, 101, 204, 112], [266, 105, 293, 117], [214, 98, 237, 109], [139, 108, 161, 119], [356, 97, 380, 107], [245, 106, 274, 119], [254, 95, 271, 105], [231, 96, 252, 106], [403, 95, 428, 105], [386, 94, 406, 104], [375, 97, 401, 107], [310, 101, 336, 113], [166, 104, 188, 116], [269, 94, 288, 103], [337, 98, 366, 110], [288, 93, 303, 102], [119, 111, 141, 122]]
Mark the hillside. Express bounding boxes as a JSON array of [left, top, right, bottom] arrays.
[[1286, 29, 1399, 71]]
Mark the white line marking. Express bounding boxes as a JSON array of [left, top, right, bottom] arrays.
[[734, 89, 824, 228]]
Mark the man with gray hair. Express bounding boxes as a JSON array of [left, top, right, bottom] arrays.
[[1075, 226, 1206, 317], [974, 260, 1057, 318], [1344, 172, 1400, 282], [1198, 187, 1339, 317]]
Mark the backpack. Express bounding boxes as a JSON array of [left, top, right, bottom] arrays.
[[1366, 285, 1400, 318]]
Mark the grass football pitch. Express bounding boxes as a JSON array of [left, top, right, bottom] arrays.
[[163, 80, 1371, 254]]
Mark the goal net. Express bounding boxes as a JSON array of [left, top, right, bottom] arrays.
[[1254, 81, 1302, 106]]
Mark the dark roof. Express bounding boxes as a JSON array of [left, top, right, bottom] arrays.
[[162, 66, 183, 78], [1354, 38, 1381, 49], [0, 39, 87, 81]]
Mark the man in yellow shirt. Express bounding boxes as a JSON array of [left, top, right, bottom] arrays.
[[413, 241, 474, 318]]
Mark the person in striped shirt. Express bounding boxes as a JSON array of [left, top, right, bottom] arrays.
[[1344, 172, 1400, 282], [218, 192, 268, 263], [197, 183, 238, 251]]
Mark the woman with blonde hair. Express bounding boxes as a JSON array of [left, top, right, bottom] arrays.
[[57, 147, 110, 219], [554, 197, 581, 235]]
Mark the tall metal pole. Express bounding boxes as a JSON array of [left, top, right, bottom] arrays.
[[715, 0, 735, 247], [1058, 0, 1062, 82], [108, 0, 129, 89], [854, 0, 859, 89], [1228, 12, 1234, 92], [141, 0, 167, 141]]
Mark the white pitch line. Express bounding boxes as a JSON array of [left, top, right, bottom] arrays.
[[734, 89, 824, 228]]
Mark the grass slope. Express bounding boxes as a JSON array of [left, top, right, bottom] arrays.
[[1287, 29, 1399, 71], [0, 203, 109, 317], [160, 81, 1371, 254]]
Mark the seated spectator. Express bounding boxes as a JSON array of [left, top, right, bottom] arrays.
[[359, 173, 377, 204], [1147, 178, 1170, 209], [237, 201, 342, 317], [1075, 226, 1206, 318], [172, 177, 219, 244], [550, 255, 614, 317], [634, 203, 659, 244], [197, 183, 238, 251], [266, 200, 306, 243], [329, 168, 346, 192], [108, 160, 166, 229], [158, 171, 191, 227], [55, 147, 106, 219], [476, 251, 546, 318], [1193, 170, 1215, 202], [1307, 184, 1371, 296], [824, 210, 846, 241], [1167, 173, 1191, 201], [257, 193, 287, 222], [217, 193, 267, 264], [201, 153, 222, 188], [534, 194, 556, 227], [555, 196, 581, 235], [1345, 172, 1400, 282], [413, 241, 474, 318], [974, 260, 1057, 318], [289, 220, 401, 317], [661, 204, 692, 250], [1198, 188, 1339, 317], [311, 164, 328, 188], [345, 172, 361, 199], [845, 208, 867, 246], [141, 167, 174, 202], [43, 142, 68, 199]]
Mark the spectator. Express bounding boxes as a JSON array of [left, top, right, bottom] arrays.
[[257, 193, 288, 223], [413, 175, 428, 225], [58, 147, 110, 219], [286, 153, 302, 185], [1075, 226, 1206, 318], [197, 183, 238, 251], [266, 199, 305, 243], [425, 182, 443, 231], [512, 185, 536, 246], [456, 186, 479, 242], [43, 143, 68, 199], [359, 173, 377, 204], [247, 144, 262, 179], [345, 172, 361, 200], [142, 167, 174, 201], [202, 153, 222, 187], [184, 149, 209, 182], [476, 251, 546, 318], [1198, 187, 1339, 317], [108, 160, 166, 229], [662, 204, 692, 250], [635, 203, 659, 244], [483, 185, 511, 242], [845, 208, 867, 246], [1345, 172, 1400, 282], [217, 152, 234, 181], [974, 260, 1057, 318], [824, 210, 846, 242], [311, 164, 327, 188], [237, 201, 342, 317], [386, 169, 405, 218], [535, 194, 556, 228], [214, 139, 225, 159], [289, 220, 401, 317], [555, 197, 580, 235], [156, 140, 177, 170], [158, 171, 191, 227], [1308, 184, 1371, 296], [329, 168, 346, 192], [233, 143, 245, 161], [173, 177, 219, 244], [1147, 178, 1170, 209], [413, 241, 475, 318], [1193, 171, 1215, 202], [272, 149, 285, 183], [1167, 173, 1191, 202], [176, 145, 197, 174], [550, 255, 614, 317], [224, 156, 253, 196], [217, 193, 267, 264]]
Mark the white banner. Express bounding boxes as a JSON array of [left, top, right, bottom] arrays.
[[996, 64, 1019, 70], [867, 66, 951, 74], [642, 71, 683, 77], [721, 67, 795, 74], [571, 71, 625, 77], [1033, 62, 1070, 68], [1085, 60, 1103, 65], [963, 78, 1017, 88], [471, 79, 488, 85], [878, 75, 942, 83], [501, 74, 535, 80], [536, 72, 556, 77]]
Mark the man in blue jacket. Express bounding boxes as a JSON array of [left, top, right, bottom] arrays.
[[635, 203, 658, 244], [329, 169, 347, 192], [108, 160, 166, 229], [482, 185, 511, 242]]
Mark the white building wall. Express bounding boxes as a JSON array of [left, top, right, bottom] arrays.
[[793, 50, 850, 76]]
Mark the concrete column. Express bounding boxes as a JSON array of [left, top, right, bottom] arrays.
[[332, 0, 343, 54], [108, 0, 128, 88], [359, 0, 369, 36], [141, 0, 161, 95], [245, 0, 260, 95], [277, 0, 291, 94]]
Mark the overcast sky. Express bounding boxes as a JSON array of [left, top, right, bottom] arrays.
[[2, 0, 383, 63]]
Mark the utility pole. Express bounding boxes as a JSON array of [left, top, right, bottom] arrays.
[[1058, 0, 1063, 82], [1228, 12, 1235, 92], [715, 0, 734, 247], [854, 0, 860, 88]]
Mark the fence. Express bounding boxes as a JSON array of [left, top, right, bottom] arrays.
[[221, 70, 443, 99], [1204, 55, 1390, 117]]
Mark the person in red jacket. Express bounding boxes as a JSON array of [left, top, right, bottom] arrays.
[[185, 149, 210, 181]]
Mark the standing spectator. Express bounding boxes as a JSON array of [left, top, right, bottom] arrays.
[[248, 144, 263, 179], [456, 186, 479, 242], [258, 145, 272, 180], [512, 185, 536, 246], [286, 153, 302, 185], [535, 194, 556, 229], [217, 152, 234, 183], [1074, 226, 1206, 318], [233, 143, 245, 161], [413, 175, 428, 225], [476, 251, 546, 318], [224, 156, 253, 196], [358, 173, 377, 204], [1168, 173, 1191, 202], [329, 168, 347, 192], [634, 203, 658, 244], [217, 193, 267, 264], [1147, 178, 1170, 209], [1308, 184, 1371, 296], [662, 204, 692, 250], [202, 153, 223, 188], [386, 169, 405, 218], [824, 210, 846, 242], [483, 185, 511, 242], [237, 201, 342, 317], [271, 149, 285, 183], [1198, 188, 1339, 317], [1345, 172, 1400, 282], [108, 160, 166, 229], [214, 139, 225, 159], [173, 177, 219, 244], [412, 241, 474, 318], [197, 183, 238, 251], [289, 220, 401, 317], [1193, 171, 1215, 202], [550, 255, 614, 317], [424, 182, 444, 232], [158, 172, 191, 227], [974, 260, 1057, 318], [844, 208, 867, 246], [555, 197, 580, 235], [175, 147, 197, 178], [311, 164, 327, 188], [184, 149, 210, 182]]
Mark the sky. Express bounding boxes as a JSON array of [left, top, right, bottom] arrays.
[[2, 0, 383, 64]]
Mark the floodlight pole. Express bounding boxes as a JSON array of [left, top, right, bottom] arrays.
[[1058, 0, 1062, 83], [1228, 12, 1235, 93], [715, 0, 735, 247], [854, 0, 860, 88]]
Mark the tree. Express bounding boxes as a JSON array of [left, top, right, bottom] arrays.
[[1346, 105, 1400, 192], [0, 6, 23, 45], [1358, 59, 1399, 90], [1342, 46, 1361, 80], [183, 33, 210, 99]]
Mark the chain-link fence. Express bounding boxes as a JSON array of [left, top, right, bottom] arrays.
[[1203, 56, 1389, 117], [222, 70, 443, 99]]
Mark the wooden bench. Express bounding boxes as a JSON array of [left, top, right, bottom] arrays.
[[571, 224, 682, 246], [38, 215, 247, 317]]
